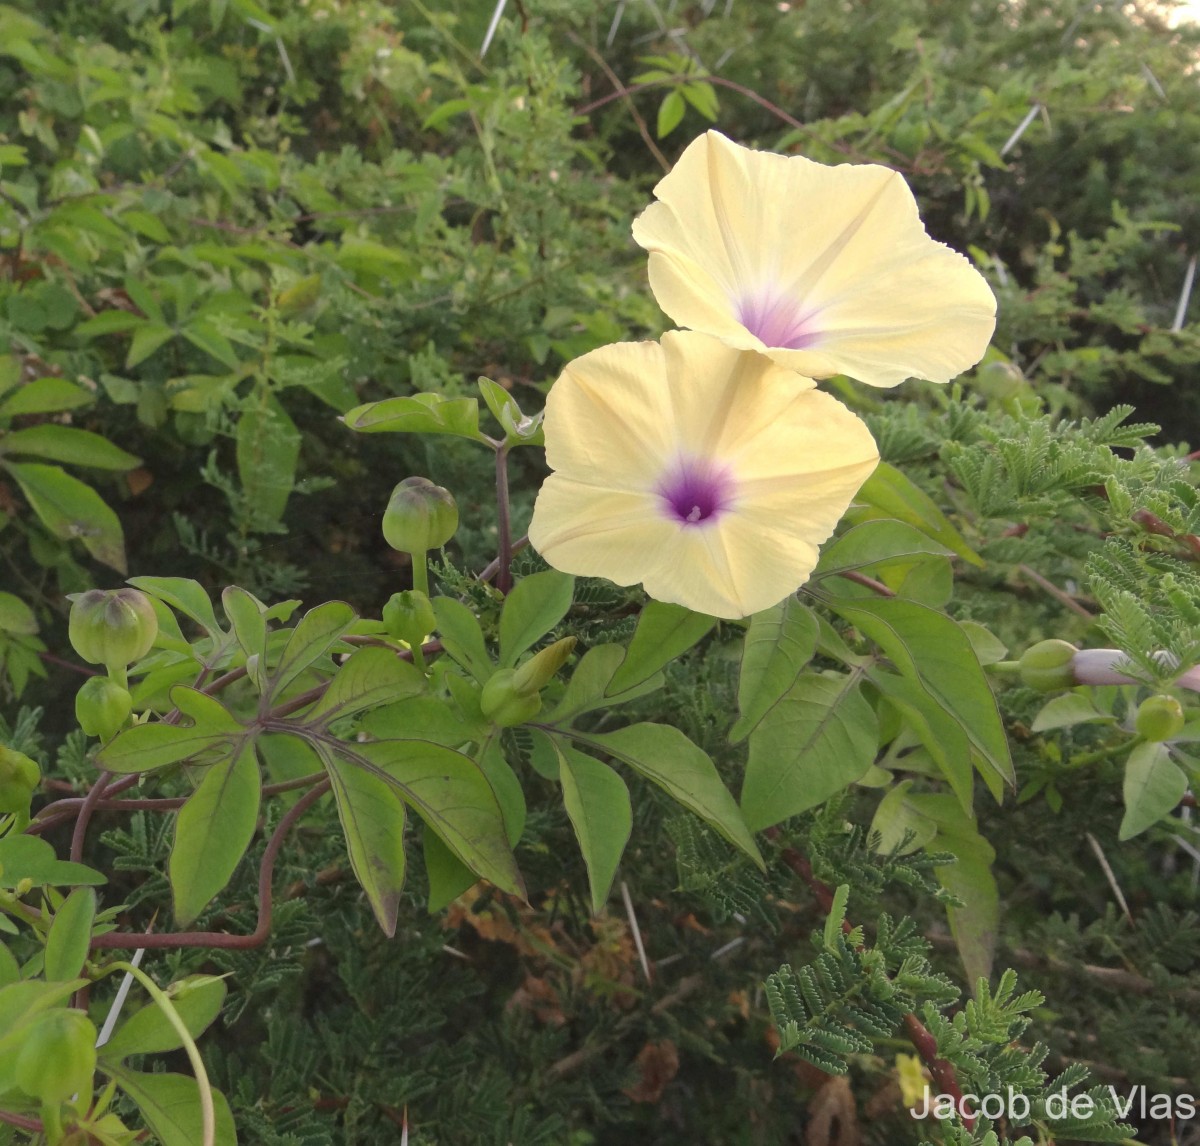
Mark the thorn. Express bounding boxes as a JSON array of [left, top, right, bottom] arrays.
[[1086, 832, 1134, 926], [480, 0, 508, 58], [620, 879, 652, 984]]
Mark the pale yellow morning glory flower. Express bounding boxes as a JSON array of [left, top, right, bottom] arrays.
[[631, 130, 997, 390], [527, 331, 879, 619]]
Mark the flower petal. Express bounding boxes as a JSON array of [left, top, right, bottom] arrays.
[[528, 332, 880, 619], [632, 130, 996, 389]]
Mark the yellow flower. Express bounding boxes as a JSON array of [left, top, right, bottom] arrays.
[[631, 130, 997, 389], [527, 332, 879, 619]]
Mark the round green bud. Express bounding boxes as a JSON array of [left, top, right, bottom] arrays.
[[382, 477, 459, 555], [1018, 639, 1078, 692], [75, 676, 133, 741], [68, 589, 158, 671], [1135, 694, 1185, 743], [382, 590, 436, 646], [0, 746, 40, 814], [480, 669, 543, 728], [15, 1009, 97, 1104]]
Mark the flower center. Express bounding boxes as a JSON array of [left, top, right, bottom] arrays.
[[657, 458, 734, 526], [736, 289, 822, 350]]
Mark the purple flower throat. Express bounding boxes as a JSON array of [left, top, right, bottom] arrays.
[[737, 290, 822, 350], [658, 458, 734, 526]]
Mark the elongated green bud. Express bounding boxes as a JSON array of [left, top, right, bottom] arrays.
[[0, 746, 40, 814], [75, 676, 133, 741], [382, 477, 458, 555], [68, 589, 158, 671], [1135, 694, 1185, 742], [510, 637, 577, 695], [15, 1009, 97, 1104], [1018, 639, 1078, 692]]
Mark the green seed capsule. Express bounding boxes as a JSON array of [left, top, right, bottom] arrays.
[[1135, 694, 1185, 742], [68, 589, 158, 671], [15, 1009, 97, 1104], [0, 747, 40, 814], [1018, 639, 1078, 692], [75, 676, 133, 741]]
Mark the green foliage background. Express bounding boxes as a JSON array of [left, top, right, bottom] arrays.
[[1, 0, 1198, 1143]]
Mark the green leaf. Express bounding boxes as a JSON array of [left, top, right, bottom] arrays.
[[121, 209, 171, 243], [221, 586, 268, 689], [478, 378, 544, 446], [545, 644, 664, 725], [0, 377, 92, 417], [97, 689, 241, 773], [0, 835, 106, 888], [498, 570, 574, 666], [556, 742, 632, 914], [432, 596, 493, 682], [4, 461, 126, 571], [343, 393, 490, 444], [423, 829, 477, 912], [869, 780, 938, 854], [1031, 692, 1117, 732], [851, 462, 983, 567], [657, 89, 686, 137], [126, 322, 176, 368], [43, 887, 97, 981], [827, 596, 1013, 794], [307, 646, 426, 725], [813, 519, 953, 580], [169, 742, 261, 925], [329, 738, 523, 897], [0, 425, 140, 470], [869, 669, 974, 812], [75, 310, 146, 337], [359, 694, 479, 747], [236, 395, 300, 523], [268, 600, 356, 700], [607, 601, 714, 695], [1120, 742, 1188, 840], [0, 591, 37, 636], [574, 724, 763, 868], [183, 320, 239, 369], [326, 752, 409, 936], [0, 942, 18, 988], [741, 672, 878, 831], [129, 577, 223, 639], [912, 793, 998, 985], [104, 1067, 237, 1146], [730, 599, 818, 742], [477, 737, 526, 845], [99, 976, 227, 1061]]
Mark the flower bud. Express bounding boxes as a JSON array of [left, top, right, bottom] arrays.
[[510, 637, 576, 695], [68, 589, 158, 671], [75, 676, 133, 741], [1135, 694, 1185, 743], [15, 1009, 97, 1104], [480, 669, 543, 727], [0, 746, 40, 814], [1018, 639, 1078, 692], [382, 477, 458, 555], [382, 590, 436, 648]]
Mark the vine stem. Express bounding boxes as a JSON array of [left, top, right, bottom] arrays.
[[776, 845, 976, 1131], [100, 961, 216, 1146], [495, 444, 514, 594], [90, 779, 331, 950]]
